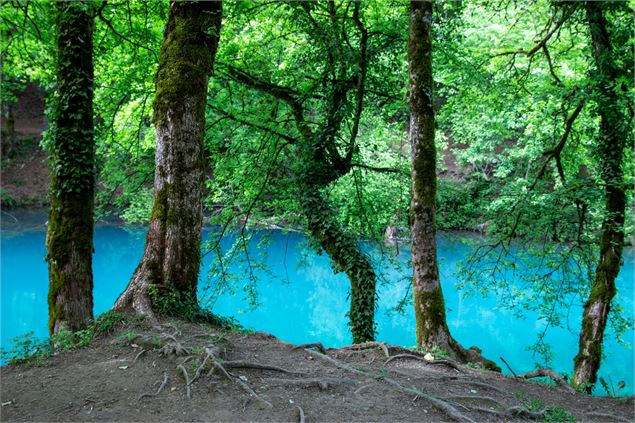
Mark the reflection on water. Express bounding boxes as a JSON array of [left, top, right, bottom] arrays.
[[1, 225, 633, 395]]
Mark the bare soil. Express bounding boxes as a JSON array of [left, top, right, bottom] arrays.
[[1, 318, 633, 422]]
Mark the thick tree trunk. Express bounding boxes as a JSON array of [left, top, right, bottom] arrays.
[[300, 183, 376, 343], [408, 0, 497, 370], [46, 1, 95, 335], [572, 2, 628, 392], [113, 0, 222, 320]]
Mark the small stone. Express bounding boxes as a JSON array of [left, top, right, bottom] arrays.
[[289, 399, 294, 404], [239, 375, 248, 382], [171, 387, 177, 391], [423, 353, 434, 361], [470, 389, 477, 394]]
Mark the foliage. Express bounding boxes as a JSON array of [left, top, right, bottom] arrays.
[[514, 392, 577, 422], [148, 284, 242, 330], [0, 311, 126, 366]]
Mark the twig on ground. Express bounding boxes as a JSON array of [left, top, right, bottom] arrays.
[[518, 368, 576, 393], [138, 373, 168, 401], [296, 405, 305, 423], [499, 356, 518, 378]]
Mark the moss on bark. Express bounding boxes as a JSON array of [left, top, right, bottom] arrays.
[[114, 1, 222, 318], [46, 1, 95, 335]]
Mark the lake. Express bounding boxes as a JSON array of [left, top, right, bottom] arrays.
[[1, 219, 633, 396]]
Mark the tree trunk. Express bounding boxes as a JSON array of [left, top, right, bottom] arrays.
[[572, 2, 628, 392], [113, 0, 222, 320], [408, 0, 498, 370], [300, 183, 376, 343], [46, 1, 95, 335]]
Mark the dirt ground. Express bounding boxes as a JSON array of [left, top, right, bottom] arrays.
[[1, 318, 633, 422]]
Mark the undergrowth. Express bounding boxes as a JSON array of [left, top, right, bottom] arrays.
[[148, 285, 243, 330], [514, 392, 577, 422], [0, 310, 127, 366]]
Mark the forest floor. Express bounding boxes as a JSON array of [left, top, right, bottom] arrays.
[[1, 317, 633, 422]]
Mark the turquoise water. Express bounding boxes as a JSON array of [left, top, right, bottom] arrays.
[[1, 225, 633, 395]]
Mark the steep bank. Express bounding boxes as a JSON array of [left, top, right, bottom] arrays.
[[1, 318, 632, 422]]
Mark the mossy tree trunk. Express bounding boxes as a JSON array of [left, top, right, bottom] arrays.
[[572, 2, 629, 392], [225, 3, 376, 343], [299, 175, 376, 343], [113, 0, 222, 321], [408, 0, 497, 369], [46, 1, 95, 335]]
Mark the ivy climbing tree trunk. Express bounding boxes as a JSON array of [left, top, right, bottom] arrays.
[[113, 0, 222, 320], [46, 1, 95, 335], [223, 2, 376, 343], [572, 1, 629, 392], [408, 0, 497, 369]]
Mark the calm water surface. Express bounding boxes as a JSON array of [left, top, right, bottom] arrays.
[[1, 222, 633, 395]]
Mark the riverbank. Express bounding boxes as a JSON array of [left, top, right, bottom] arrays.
[[2, 317, 633, 422]]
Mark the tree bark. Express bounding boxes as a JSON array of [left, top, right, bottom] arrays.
[[46, 1, 95, 334], [113, 0, 222, 320], [572, 2, 628, 392], [408, 0, 498, 370]]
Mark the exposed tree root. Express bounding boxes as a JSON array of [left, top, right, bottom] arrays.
[[133, 348, 147, 363], [470, 405, 546, 420], [268, 377, 359, 390], [303, 347, 474, 422], [337, 342, 390, 358], [518, 368, 576, 394], [443, 395, 503, 405], [296, 405, 305, 423], [384, 353, 464, 372], [177, 364, 192, 399], [453, 380, 510, 396], [204, 349, 273, 409], [586, 412, 631, 422], [292, 343, 327, 354], [138, 372, 169, 401], [222, 360, 305, 375], [159, 334, 190, 357], [303, 349, 367, 377]]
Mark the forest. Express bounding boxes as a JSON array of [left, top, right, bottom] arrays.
[[0, 0, 633, 421]]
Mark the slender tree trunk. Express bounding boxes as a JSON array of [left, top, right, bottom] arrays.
[[408, 0, 497, 369], [300, 182, 376, 343], [572, 2, 628, 392], [46, 1, 95, 334], [113, 0, 222, 320]]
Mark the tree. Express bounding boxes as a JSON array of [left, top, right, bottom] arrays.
[[209, 1, 387, 343], [572, 1, 631, 392], [113, 0, 223, 320], [408, 0, 497, 369], [46, 0, 96, 334]]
